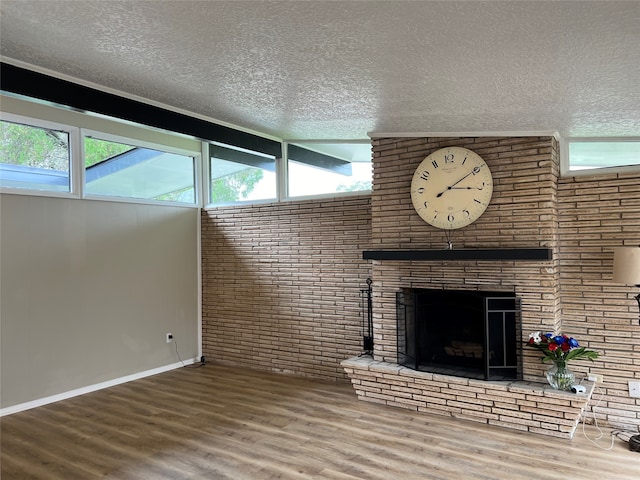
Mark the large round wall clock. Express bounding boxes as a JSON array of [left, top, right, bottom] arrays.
[[410, 146, 493, 230]]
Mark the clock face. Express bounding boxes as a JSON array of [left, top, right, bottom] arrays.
[[411, 147, 493, 230]]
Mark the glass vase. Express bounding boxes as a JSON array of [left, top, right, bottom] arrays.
[[546, 361, 575, 391]]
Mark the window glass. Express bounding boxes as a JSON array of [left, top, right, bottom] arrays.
[[84, 136, 196, 203], [568, 140, 640, 172], [287, 142, 371, 197], [0, 119, 71, 192], [209, 142, 277, 204]]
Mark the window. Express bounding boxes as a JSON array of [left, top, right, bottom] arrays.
[[0, 117, 75, 193], [3, 95, 375, 207], [286, 142, 372, 198], [84, 135, 197, 204], [209, 142, 277, 205], [566, 139, 640, 174]]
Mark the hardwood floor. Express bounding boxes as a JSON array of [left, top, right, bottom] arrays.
[[1, 363, 638, 479]]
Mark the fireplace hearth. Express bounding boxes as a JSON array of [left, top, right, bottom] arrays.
[[396, 288, 521, 381]]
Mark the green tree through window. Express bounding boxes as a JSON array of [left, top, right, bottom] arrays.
[[210, 168, 264, 203], [84, 137, 134, 167], [0, 121, 69, 170]]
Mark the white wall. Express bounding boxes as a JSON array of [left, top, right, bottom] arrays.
[[0, 194, 199, 410]]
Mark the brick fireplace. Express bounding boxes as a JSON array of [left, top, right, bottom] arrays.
[[342, 136, 595, 438]]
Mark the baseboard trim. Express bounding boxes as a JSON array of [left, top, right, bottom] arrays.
[[0, 359, 196, 416]]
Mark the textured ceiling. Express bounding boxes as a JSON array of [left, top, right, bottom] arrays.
[[1, 1, 639, 140]]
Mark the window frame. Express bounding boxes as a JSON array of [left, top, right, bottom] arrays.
[[206, 141, 281, 207], [282, 140, 372, 201], [0, 112, 81, 198], [81, 129, 202, 207], [561, 137, 640, 177]]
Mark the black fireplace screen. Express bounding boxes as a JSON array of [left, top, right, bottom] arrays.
[[397, 288, 521, 381]]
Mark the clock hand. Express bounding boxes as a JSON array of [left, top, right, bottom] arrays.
[[450, 183, 486, 191], [436, 166, 482, 197]]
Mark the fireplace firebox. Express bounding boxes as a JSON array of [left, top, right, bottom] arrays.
[[396, 288, 521, 381]]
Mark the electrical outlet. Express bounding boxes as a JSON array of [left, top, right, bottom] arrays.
[[588, 373, 604, 383], [629, 381, 640, 398], [166, 333, 173, 343]]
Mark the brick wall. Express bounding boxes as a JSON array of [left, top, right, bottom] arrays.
[[557, 171, 640, 428], [200, 136, 639, 430], [201, 196, 371, 381], [364, 135, 638, 431], [369, 136, 562, 381]]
